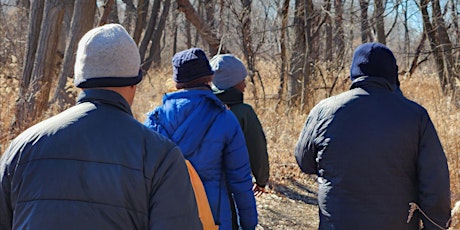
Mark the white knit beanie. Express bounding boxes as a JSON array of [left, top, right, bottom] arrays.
[[210, 54, 247, 90], [74, 24, 142, 88]]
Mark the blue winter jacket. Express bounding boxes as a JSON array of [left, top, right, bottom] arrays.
[[295, 77, 451, 229], [0, 89, 202, 230], [144, 88, 258, 230]]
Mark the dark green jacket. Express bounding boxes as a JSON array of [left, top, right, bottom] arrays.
[[215, 87, 269, 187]]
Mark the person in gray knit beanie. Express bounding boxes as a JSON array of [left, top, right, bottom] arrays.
[[0, 23, 203, 229], [74, 23, 142, 88], [210, 54, 270, 230]]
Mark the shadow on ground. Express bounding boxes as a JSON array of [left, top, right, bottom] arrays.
[[271, 178, 318, 205]]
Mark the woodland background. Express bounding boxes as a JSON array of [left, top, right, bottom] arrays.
[[0, 0, 460, 228]]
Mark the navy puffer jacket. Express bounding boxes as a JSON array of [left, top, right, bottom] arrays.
[[295, 76, 451, 229], [0, 89, 202, 230]]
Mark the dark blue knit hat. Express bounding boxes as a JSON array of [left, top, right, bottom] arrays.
[[172, 48, 214, 83], [350, 42, 398, 85]]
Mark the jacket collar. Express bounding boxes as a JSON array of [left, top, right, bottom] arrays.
[[77, 89, 133, 116], [214, 87, 243, 106], [350, 76, 397, 92]]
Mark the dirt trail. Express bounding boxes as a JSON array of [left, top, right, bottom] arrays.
[[255, 165, 319, 230]]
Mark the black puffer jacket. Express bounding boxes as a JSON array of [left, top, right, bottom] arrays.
[[0, 89, 202, 230], [295, 77, 451, 230]]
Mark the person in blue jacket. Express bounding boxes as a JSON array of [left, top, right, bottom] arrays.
[[0, 24, 202, 230], [144, 48, 258, 230], [295, 42, 451, 229]]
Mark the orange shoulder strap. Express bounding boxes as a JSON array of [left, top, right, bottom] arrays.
[[185, 160, 219, 230]]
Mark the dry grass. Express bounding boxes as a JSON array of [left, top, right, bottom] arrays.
[[1, 62, 459, 228]]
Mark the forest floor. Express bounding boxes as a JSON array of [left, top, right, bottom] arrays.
[[254, 164, 319, 230]]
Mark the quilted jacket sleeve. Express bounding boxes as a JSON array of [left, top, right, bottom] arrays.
[[295, 105, 320, 174], [416, 112, 451, 229]]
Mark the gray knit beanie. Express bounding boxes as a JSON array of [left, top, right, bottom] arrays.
[[74, 24, 142, 88], [210, 54, 247, 90]]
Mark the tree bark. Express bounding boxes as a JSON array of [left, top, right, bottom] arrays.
[[359, 0, 370, 43], [20, 0, 45, 98], [324, 0, 332, 62], [431, 0, 458, 92], [143, 0, 172, 70], [334, 0, 344, 60], [51, 0, 97, 107], [176, 0, 226, 55], [420, 0, 446, 91], [12, 0, 69, 133], [374, 0, 386, 44], [98, 0, 115, 26], [139, 0, 161, 64], [277, 0, 289, 98], [133, 0, 149, 44], [288, 0, 306, 103]]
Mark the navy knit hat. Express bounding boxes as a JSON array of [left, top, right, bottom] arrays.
[[74, 24, 142, 88], [172, 48, 214, 83], [350, 42, 398, 85]]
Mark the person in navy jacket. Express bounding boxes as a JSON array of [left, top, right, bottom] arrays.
[[0, 24, 202, 230], [295, 42, 451, 229]]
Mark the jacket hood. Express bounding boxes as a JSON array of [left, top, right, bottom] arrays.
[[350, 42, 398, 85]]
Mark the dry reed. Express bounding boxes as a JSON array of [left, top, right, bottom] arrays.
[[1, 61, 459, 215]]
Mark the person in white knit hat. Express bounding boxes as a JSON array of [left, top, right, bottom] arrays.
[[0, 24, 202, 229]]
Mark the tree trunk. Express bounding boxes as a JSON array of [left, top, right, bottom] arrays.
[[98, 0, 115, 25], [301, 0, 313, 111], [172, 1, 179, 54], [12, 0, 68, 133], [374, 0, 386, 44], [51, 0, 97, 107], [324, 0, 332, 62], [431, 0, 458, 92], [107, 0, 119, 23], [133, 0, 149, 44], [20, 0, 45, 98], [176, 0, 226, 55], [334, 0, 344, 60], [121, 0, 136, 32], [420, 0, 446, 91], [277, 0, 289, 98], [204, 0, 215, 52], [359, 0, 370, 43], [143, 0, 172, 70], [288, 0, 306, 103], [139, 0, 162, 65]]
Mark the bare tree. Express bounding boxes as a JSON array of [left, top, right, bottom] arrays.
[[176, 0, 227, 55], [359, 0, 371, 43], [51, 0, 97, 107], [142, 0, 172, 70], [374, 0, 386, 44], [98, 0, 116, 25], [133, 0, 149, 44], [277, 0, 289, 98], [288, 0, 306, 103], [139, 0, 162, 67], [12, 0, 72, 133]]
